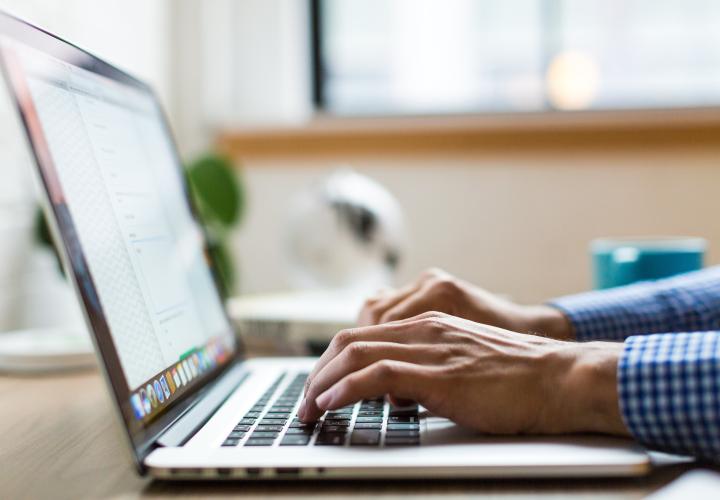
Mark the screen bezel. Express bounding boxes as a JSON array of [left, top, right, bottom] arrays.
[[0, 10, 244, 471]]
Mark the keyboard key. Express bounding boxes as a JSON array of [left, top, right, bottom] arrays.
[[355, 416, 383, 423], [357, 411, 383, 417], [324, 420, 351, 428], [320, 425, 348, 433], [350, 430, 381, 446], [353, 422, 382, 430], [228, 431, 246, 439], [243, 412, 262, 418], [383, 430, 419, 438], [323, 424, 350, 431], [285, 427, 315, 435], [289, 420, 314, 428], [245, 438, 275, 446], [233, 424, 252, 432], [222, 438, 240, 446], [280, 435, 311, 446], [389, 416, 418, 423], [250, 431, 279, 438], [238, 418, 257, 425], [325, 414, 352, 420], [259, 418, 287, 425], [315, 434, 345, 446], [386, 423, 420, 431], [255, 425, 284, 432], [323, 419, 350, 426]]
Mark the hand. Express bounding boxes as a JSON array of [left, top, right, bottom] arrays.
[[359, 268, 574, 340], [298, 312, 629, 437]]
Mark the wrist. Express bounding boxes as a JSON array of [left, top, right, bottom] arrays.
[[556, 342, 629, 436], [522, 305, 575, 340]]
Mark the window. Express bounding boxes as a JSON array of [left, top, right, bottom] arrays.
[[312, 0, 720, 116]]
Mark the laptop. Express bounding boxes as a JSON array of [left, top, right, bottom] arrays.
[[0, 11, 651, 480]]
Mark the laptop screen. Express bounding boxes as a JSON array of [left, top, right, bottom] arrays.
[[0, 13, 238, 452]]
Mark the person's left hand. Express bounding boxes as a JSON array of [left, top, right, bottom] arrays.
[[298, 312, 628, 436], [357, 268, 573, 340]]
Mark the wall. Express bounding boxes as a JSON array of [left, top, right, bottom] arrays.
[[170, 0, 311, 157], [0, 0, 172, 210], [0, 0, 171, 103], [165, 2, 720, 304], [230, 143, 720, 304]]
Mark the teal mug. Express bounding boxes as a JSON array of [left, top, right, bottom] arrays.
[[591, 237, 706, 290]]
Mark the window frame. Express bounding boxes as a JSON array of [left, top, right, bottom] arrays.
[[309, 0, 720, 120]]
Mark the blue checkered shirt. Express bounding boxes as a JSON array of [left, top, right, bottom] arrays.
[[551, 267, 720, 460]]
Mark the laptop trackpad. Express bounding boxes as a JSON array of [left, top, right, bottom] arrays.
[[423, 416, 480, 444]]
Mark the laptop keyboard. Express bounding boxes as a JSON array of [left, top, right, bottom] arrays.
[[221, 372, 420, 448]]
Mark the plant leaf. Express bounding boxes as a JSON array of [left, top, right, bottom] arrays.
[[186, 154, 243, 228]]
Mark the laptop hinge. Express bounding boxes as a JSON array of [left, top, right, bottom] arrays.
[[155, 362, 250, 447]]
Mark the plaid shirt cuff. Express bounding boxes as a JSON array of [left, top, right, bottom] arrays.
[[619, 332, 720, 460], [549, 283, 672, 341], [549, 267, 720, 342]]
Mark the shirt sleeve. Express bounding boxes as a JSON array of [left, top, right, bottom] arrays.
[[618, 331, 720, 460], [549, 267, 720, 341]]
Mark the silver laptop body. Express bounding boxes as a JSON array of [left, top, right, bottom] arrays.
[[0, 10, 650, 480]]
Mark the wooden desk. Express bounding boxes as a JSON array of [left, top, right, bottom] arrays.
[[0, 369, 709, 499]]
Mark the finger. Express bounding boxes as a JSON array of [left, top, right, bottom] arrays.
[[419, 267, 449, 280], [358, 270, 447, 325], [301, 342, 444, 421], [379, 287, 438, 324], [303, 315, 446, 405], [360, 287, 394, 307], [358, 281, 421, 326], [315, 360, 433, 413]]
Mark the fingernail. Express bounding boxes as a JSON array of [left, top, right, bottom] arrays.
[[316, 389, 334, 410], [298, 398, 307, 419]]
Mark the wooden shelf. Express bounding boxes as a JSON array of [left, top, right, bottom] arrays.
[[216, 108, 720, 160]]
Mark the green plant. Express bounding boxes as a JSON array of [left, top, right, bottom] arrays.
[[35, 152, 244, 297], [185, 153, 244, 297]]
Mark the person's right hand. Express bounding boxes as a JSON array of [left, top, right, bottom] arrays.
[[299, 311, 627, 437], [358, 268, 574, 340]]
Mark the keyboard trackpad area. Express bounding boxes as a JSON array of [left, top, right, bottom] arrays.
[[423, 417, 480, 444]]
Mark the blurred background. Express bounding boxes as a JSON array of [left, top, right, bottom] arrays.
[[1, 0, 720, 337]]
